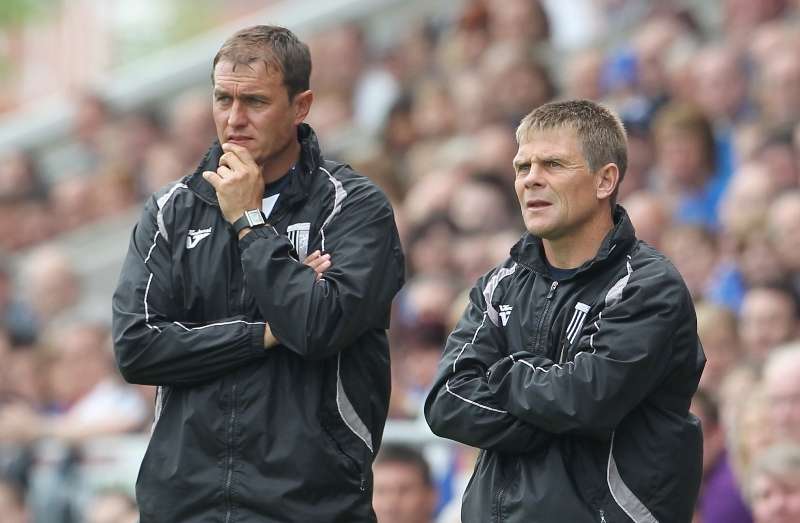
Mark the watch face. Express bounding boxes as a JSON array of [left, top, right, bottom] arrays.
[[245, 209, 265, 227]]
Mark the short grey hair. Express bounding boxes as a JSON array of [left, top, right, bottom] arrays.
[[748, 443, 800, 501], [516, 100, 628, 206]]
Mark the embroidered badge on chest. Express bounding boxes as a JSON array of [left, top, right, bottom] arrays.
[[286, 222, 310, 259], [499, 304, 513, 326], [186, 227, 212, 249]]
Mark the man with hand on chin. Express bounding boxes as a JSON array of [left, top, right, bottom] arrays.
[[113, 25, 404, 522], [425, 100, 705, 523]]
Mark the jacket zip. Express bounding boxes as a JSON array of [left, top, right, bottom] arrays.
[[532, 281, 559, 352], [598, 509, 607, 522], [224, 383, 238, 523]]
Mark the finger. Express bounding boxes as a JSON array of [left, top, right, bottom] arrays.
[[308, 253, 330, 267], [314, 261, 332, 280], [317, 259, 331, 273], [203, 170, 221, 189], [216, 165, 234, 179], [306, 256, 327, 271], [303, 250, 321, 264], [219, 151, 249, 173], [222, 142, 257, 167]]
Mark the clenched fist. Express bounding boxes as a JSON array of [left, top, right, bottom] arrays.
[[203, 142, 263, 224]]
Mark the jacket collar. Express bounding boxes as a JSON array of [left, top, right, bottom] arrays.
[[510, 205, 637, 279], [185, 123, 323, 208]]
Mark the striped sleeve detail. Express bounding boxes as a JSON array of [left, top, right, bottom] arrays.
[[155, 182, 187, 242], [482, 264, 517, 327], [319, 167, 347, 252], [607, 431, 659, 522]]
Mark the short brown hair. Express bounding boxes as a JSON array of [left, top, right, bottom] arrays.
[[516, 100, 628, 206], [212, 25, 311, 99]]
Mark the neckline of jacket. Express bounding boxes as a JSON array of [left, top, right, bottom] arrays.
[[510, 205, 638, 281], [184, 123, 324, 209]]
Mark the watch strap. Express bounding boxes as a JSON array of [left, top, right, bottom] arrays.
[[232, 209, 266, 235]]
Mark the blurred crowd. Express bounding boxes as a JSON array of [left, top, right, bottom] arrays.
[[2, 0, 800, 521]]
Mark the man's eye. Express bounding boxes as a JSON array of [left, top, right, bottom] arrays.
[[545, 161, 560, 168], [216, 96, 231, 103]]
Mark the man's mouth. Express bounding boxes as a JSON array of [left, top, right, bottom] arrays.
[[227, 136, 252, 145], [526, 199, 552, 209]]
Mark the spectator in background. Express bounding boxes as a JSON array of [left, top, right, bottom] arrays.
[[762, 342, 800, 442], [739, 286, 798, 362], [84, 489, 138, 523], [692, 388, 753, 523], [0, 322, 148, 443], [661, 224, 719, 301], [652, 103, 721, 228], [768, 191, 800, 295], [692, 45, 751, 127], [447, 174, 515, 235], [696, 302, 742, 394], [373, 444, 437, 523], [0, 257, 37, 345], [622, 191, 670, 248], [19, 247, 80, 332], [0, 477, 28, 523], [748, 444, 800, 523], [758, 49, 800, 128], [0, 149, 47, 203], [167, 88, 218, 170], [754, 128, 798, 192]]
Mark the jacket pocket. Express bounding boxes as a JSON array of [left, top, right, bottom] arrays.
[[320, 419, 368, 492]]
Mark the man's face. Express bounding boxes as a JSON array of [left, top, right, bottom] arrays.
[[373, 462, 435, 523], [513, 126, 604, 239], [212, 59, 304, 167]]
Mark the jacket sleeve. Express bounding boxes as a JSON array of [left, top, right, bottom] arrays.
[[112, 193, 266, 386], [424, 267, 550, 453], [486, 257, 698, 436], [238, 178, 404, 360]]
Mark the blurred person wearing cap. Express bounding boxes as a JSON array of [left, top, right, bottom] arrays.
[[112, 25, 404, 522], [426, 100, 704, 522]]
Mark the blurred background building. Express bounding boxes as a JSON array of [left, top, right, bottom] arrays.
[[1, 0, 800, 521]]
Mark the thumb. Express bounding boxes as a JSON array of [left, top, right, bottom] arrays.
[[202, 170, 219, 189]]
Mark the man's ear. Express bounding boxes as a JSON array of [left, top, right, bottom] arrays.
[[596, 163, 620, 202], [292, 90, 313, 125]]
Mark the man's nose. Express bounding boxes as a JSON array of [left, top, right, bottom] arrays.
[[523, 165, 546, 188], [228, 100, 247, 127]]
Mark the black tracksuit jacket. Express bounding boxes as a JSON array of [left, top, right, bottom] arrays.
[[425, 207, 705, 523], [112, 124, 405, 522]]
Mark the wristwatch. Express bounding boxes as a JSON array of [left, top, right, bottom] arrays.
[[232, 209, 267, 235]]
